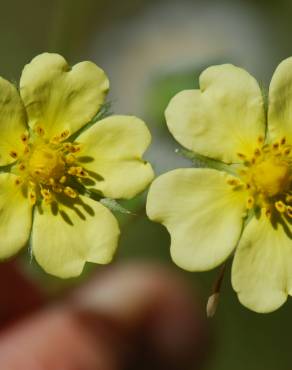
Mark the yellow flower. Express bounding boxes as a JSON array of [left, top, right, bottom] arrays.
[[0, 53, 154, 278], [147, 58, 292, 313]]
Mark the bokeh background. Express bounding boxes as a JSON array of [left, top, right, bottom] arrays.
[[2, 0, 292, 369]]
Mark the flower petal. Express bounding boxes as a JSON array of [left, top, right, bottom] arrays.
[[146, 168, 247, 271], [0, 78, 27, 166], [165, 64, 265, 163], [268, 57, 292, 142], [232, 214, 292, 313], [20, 53, 109, 140], [76, 115, 154, 199], [32, 195, 120, 278], [0, 173, 32, 259]]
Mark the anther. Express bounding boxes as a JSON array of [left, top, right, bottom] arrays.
[[281, 137, 286, 145], [287, 206, 292, 218], [227, 178, 239, 186], [35, 126, 45, 136], [41, 188, 50, 197], [41, 188, 53, 203], [9, 150, 18, 159], [257, 136, 264, 144], [59, 176, 66, 184], [14, 177, 22, 186], [19, 163, 26, 171], [64, 186, 77, 199], [237, 153, 246, 160], [275, 201, 286, 213], [23, 146, 30, 154], [284, 147, 291, 156], [53, 184, 63, 193], [63, 143, 73, 151], [254, 148, 261, 157], [51, 135, 60, 143], [67, 167, 77, 176], [76, 168, 88, 177], [262, 145, 270, 153], [246, 196, 254, 209], [21, 133, 28, 143], [60, 130, 70, 140], [265, 208, 272, 218], [29, 190, 37, 205], [272, 142, 279, 150], [65, 154, 76, 164], [71, 145, 81, 153]]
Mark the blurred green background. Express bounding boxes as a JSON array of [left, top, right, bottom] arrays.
[[3, 0, 292, 369]]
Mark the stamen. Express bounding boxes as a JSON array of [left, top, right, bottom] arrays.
[[68, 166, 88, 178], [257, 136, 264, 144], [76, 168, 88, 177], [21, 133, 29, 143], [59, 176, 67, 184], [23, 146, 30, 154], [14, 177, 22, 186], [63, 143, 73, 151], [35, 126, 45, 136], [262, 145, 270, 153], [275, 200, 286, 213], [284, 147, 291, 156], [9, 150, 18, 159], [281, 137, 286, 145], [67, 167, 77, 176], [71, 145, 81, 153], [265, 208, 272, 218], [254, 148, 261, 157], [65, 154, 76, 164], [64, 186, 77, 198], [287, 206, 292, 218], [60, 130, 70, 140], [51, 135, 60, 143], [41, 188, 53, 203], [246, 196, 254, 209], [29, 189, 37, 205], [53, 184, 63, 193], [272, 142, 279, 150], [237, 153, 246, 160], [19, 163, 26, 171]]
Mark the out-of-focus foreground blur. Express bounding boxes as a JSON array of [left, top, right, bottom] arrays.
[[1, 0, 291, 369]]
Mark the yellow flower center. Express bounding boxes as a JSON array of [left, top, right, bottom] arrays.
[[228, 137, 292, 218], [28, 145, 65, 185], [10, 127, 90, 205], [251, 158, 291, 197]]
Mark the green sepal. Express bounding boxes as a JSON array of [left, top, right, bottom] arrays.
[[175, 147, 236, 174], [100, 198, 134, 215]]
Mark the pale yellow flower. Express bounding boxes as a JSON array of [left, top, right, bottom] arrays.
[[147, 58, 292, 313], [0, 53, 153, 278]]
